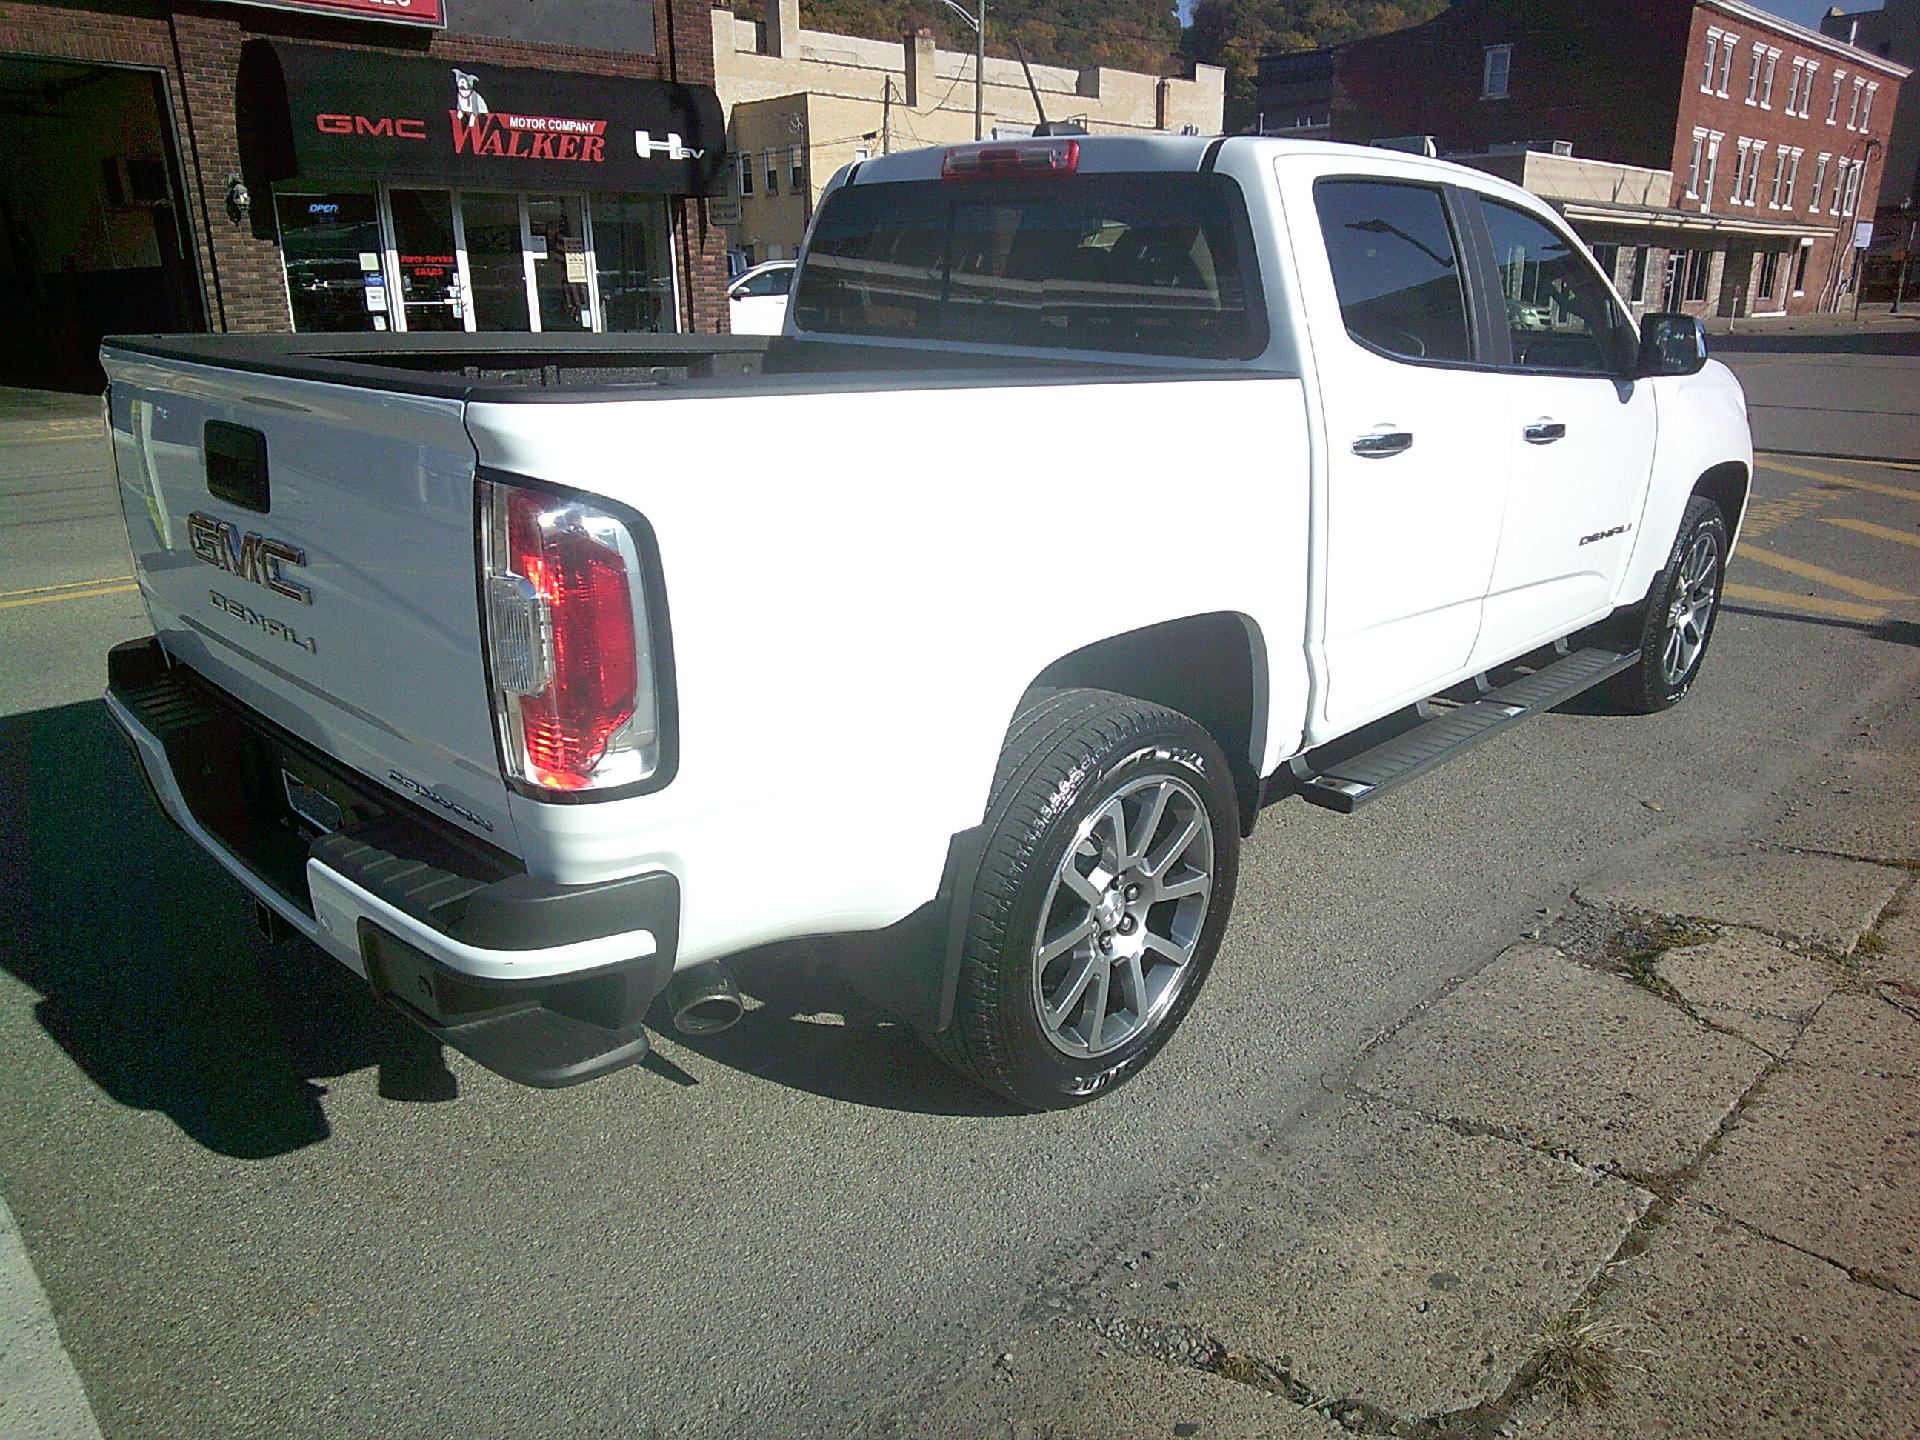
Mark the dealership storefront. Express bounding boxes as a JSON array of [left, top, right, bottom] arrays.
[[244, 43, 723, 334], [0, 0, 732, 387]]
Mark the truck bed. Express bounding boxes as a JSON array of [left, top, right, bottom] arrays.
[[102, 331, 1285, 403]]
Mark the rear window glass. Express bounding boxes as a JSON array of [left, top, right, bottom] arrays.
[[791, 173, 1268, 359]]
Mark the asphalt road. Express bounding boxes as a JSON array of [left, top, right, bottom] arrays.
[[2, 364, 1918, 1440]]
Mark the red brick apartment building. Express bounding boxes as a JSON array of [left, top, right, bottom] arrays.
[[1322, 0, 1909, 318], [0, 0, 732, 389]]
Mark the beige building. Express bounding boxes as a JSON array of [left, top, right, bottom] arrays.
[[711, 0, 1226, 265]]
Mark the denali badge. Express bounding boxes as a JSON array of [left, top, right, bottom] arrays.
[[1579, 523, 1632, 547], [187, 511, 311, 604], [388, 770, 495, 832]]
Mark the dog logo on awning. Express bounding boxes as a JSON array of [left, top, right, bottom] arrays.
[[452, 68, 488, 117]]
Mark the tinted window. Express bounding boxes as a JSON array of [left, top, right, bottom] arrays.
[[735, 266, 793, 298], [1315, 180, 1473, 364], [791, 174, 1265, 359], [1482, 199, 1633, 374]]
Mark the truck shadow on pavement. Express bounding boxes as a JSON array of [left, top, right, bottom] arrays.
[[656, 938, 1024, 1119], [0, 699, 460, 1161]]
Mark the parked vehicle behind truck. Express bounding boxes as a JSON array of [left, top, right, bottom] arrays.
[[102, 136, 1750, 1107]]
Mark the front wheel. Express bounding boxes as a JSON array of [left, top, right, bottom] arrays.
[[1610, 495, 1729, 714], [929, 689, 1240, 1109]]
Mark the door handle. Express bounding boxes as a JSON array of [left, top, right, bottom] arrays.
[[1352, 430, 1414, 458], [1523, 420, 1568, 445]]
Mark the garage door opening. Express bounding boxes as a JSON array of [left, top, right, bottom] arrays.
[[0, 58, 204, 391]]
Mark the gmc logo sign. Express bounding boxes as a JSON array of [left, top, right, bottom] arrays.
[[316, 113, 427, 139]]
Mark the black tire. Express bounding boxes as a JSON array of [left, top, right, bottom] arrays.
[[1609, 494, 1730, 714], [928, 688, 1241, 1109]]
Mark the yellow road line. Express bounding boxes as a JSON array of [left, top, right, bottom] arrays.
[[1758, 452, 1920, 474], [0, 582, 138, 611], [0, 574, 134, 601], [1756, 458, 1920, 502], [1722, 583, 1888, 624], [1820, 516, 1920, 550], [1736, 546, 1914, 601]]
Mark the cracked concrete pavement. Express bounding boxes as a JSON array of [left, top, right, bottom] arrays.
[[891, 693, 1920, 1438]]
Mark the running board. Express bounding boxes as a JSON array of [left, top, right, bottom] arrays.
[[1292, 646, 1640, 814]]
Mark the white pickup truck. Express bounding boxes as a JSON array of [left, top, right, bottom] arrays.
[[102, 136, 1750, 1107]]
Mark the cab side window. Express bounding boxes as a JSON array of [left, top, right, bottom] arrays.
[[1314, 179, 1474, 364], [1481, 199, 1635, 374]]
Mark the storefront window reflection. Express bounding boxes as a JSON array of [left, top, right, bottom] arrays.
[[590, 194, 676, 333], [275, 190, 383, 332]]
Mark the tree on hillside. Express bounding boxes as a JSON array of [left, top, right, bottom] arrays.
[[782, 0, 1184, 79], [1181, 0, 1446, 130]]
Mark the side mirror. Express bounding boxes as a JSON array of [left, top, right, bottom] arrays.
[[1638, 312, 1708, 377]]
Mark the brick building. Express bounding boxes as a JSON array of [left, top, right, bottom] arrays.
[[0, 0, 733, 390], [1267, 0, 1909, 317]]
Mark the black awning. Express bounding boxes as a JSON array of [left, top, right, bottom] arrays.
[[239, 41, 726, 196]]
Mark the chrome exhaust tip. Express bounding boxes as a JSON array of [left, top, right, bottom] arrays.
[[666, 964, 744, 1036]]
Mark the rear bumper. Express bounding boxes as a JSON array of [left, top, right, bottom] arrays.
[[104, 637, 677, 1087]]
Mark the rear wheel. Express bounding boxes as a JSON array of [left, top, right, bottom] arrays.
[[1610, 495, 1728, 714], [930, 689, 1240, 1109]]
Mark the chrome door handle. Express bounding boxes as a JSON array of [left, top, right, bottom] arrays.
[[1523, 420, 1567, 445], [1352, 430, 1414, 458]]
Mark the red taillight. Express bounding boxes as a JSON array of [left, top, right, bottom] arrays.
[[484, 483, 659, 794], [941, 139, 1079, 181]]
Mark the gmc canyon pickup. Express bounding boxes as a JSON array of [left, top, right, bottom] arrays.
[[101, 136, 1751, 1107]]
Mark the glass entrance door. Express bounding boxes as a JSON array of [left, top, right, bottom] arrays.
[[461, 192, 531, 332], [387, 188, 464, 331], [526, 195, 593, 331]]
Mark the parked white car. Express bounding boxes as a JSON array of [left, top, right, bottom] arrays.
[[101, 136, 1749, 1107], [727, 260, 795, 334]]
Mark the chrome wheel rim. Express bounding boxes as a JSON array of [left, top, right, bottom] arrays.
[[1031, 774, 1215, 1059], [1661, 529, 1719, 686]]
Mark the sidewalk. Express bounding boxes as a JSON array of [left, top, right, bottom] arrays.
[[883, 697, 1920, 1437]]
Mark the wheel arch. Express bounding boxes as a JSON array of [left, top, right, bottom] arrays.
[[1022, 611, 1269, 837], [1692, 459, 1751, 540]]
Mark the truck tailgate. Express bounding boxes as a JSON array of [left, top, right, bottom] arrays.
[[103, 348, 516, 849]]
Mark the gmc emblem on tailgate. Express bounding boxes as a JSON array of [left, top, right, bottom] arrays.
[[186, 511, 311, 605]]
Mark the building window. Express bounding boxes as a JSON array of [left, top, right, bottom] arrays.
[[788, 144, 804, 191], [1702, 29, 1723, 93], [1482, 44, 1511, 100], [1782, 148, 1802, 208], [1757, 250, 1781, 301], [1862, 83, 1878, 130], [1768, 150, 1787, 208], [1828, 70, 1845, 123], [1745, 44, 1764, 104], [1798, 62, 1819, 117], [764, 148, 779, 195], [1685, 249, 1712, 303], [1793, 242, 1812, 294], [1717, 34, 1737, 95], [1786, 58, 1806, 115], [1744, 142, 1767, 206], [1702, 132, 1723, 209], [275, 190, 383, 333], [1843, 159, 1863, 215], [1759, 48, 1780, 108], [589, 194, 678, 333], [1629, 245, 1650, 303], [1730, 140, 1751, 205], [1687, 129, 1707, 198], [1847, 77, 1864, 129], [1812, 153, 1830, 211], [738, 152, 753, 196]]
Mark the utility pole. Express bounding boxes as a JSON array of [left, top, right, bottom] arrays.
[[882, 77, 892, 155], [939, 0, 987, 140], [975, 0, 986, 141]]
